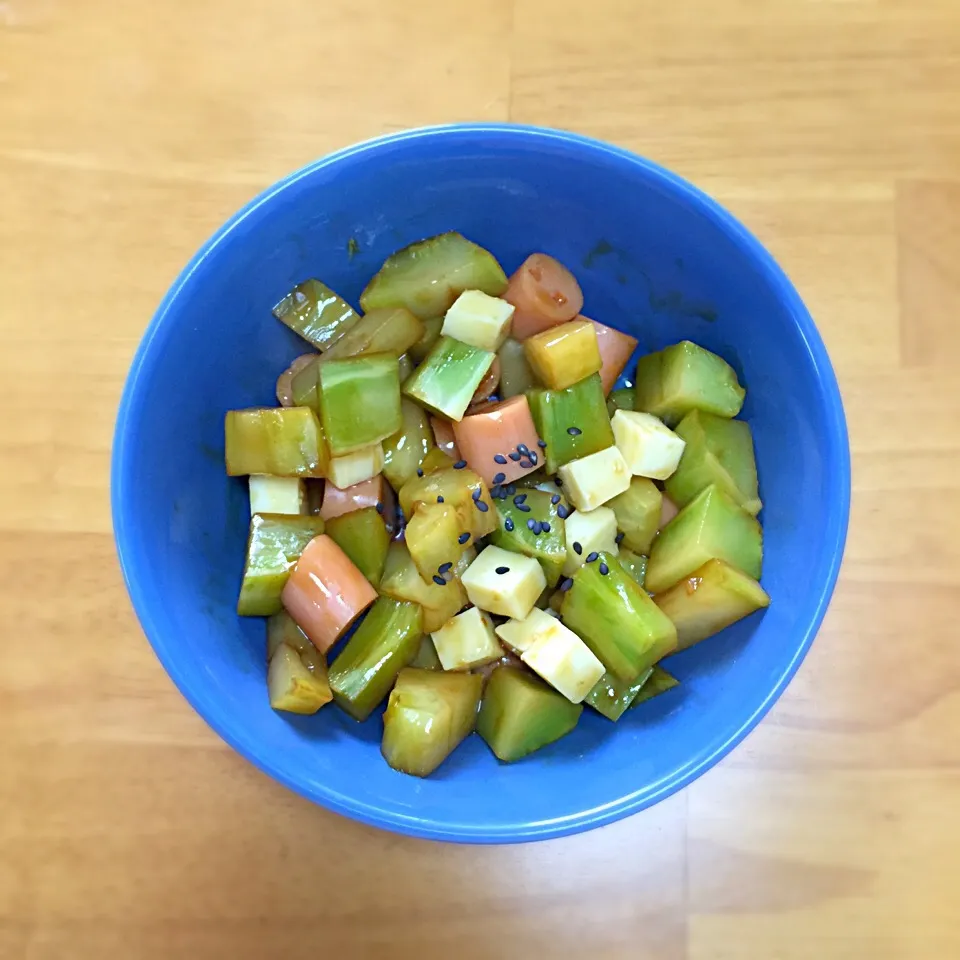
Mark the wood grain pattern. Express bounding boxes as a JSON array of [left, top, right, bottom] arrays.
[[2, 0, 959, 957]]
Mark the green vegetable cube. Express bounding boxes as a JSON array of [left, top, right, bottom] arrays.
[[379, 542, 472, 633], [561, 552, 677, 682], [402, 336, 495, 422], [398, 466, 497, 541], [324, 507, 390, 585], [327, 598, 423, 721], [406, 501, 466, 583], [268, 643, 333, 714], [666, 410, 761, 515], [645, 484, 762, 594], [225, 407, 329, 478], [527, 373, 614, 473], [498, 337, 540, 398], [319, 354, 402, 456], [477, 666, 582, 761], [584, 668, 652, 721], [634, 341, 745, 426], [272, 278, 359, 350], [490, 489, 568, 587], [323, 307, 424, 361], [608, 478, 662, 554], [382, 398, 435, 491], [617, 548, 648, 589]]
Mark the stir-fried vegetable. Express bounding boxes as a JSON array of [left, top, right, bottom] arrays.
[[272, 278, 359, 350], [225, 407, 329, 478]]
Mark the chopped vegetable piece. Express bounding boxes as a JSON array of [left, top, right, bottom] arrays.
[[583, 316, 638, 395], [288, 355, 323, 412], [442, 289, 515, 352], [411, 635, 443, 670], [403, 336, 496, 422], [319, 354, 401, 456], [322, 306, 424, 360], [280, 534, 377, 653], [398, 466, 496, 541], [503, 253, 583, 341], [327, 443, 385, 489], [631, 665, 679, 707], [527, 374, 614, 472], [608, 478, 662, 554], [452, 396, 542, 488], [584, 668, 651, 721], [249, 475, 306, 516], [520, 614, 605, 703], [430, 606, 502, 671], [612, 409, 686, 481], [324, 507, 390, 585], [617, 548, 648, 589], [360, 232, 508, 319], [430, 416, 460, 460], [557, 446, 631, 511], [267, 609, 318, 662], [470, 357, 501, 405], [320, 474, 394, 523], [606, 387, 634, 417], [666, 410, 761, 516], [225, 407, 329, 478], [498, 337, 540, 397], [382, 398, 435, 491], [477, 666, 582, 761], [409, 316, 443, 362], [380, 541, 472, 633], [561, 506, 619, 576], [398, 353, 414, 382], [381, 668, 484, 777], [406, 501, 465, 582], [419, 446, 455, 475], [524, 318, 602, 390], [645, 484, 762, 594], [272, 278, 359, 350], [327, 598, 423, 721], [237, 514, 326, 616], [276, 353, 317, 407], [461, 545, 547, 620], [490, 488, 567, 586], [634, 341, 745, 426], [494, 607, 558, 656], [561, 552, 677, 682], [653, 558, 770, 650], [268, 643, 333, 714]]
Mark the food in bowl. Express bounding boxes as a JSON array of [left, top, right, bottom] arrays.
[[224, 232, 769, 777]]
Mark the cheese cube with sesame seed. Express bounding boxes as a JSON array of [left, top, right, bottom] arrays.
[[520, 617, 605, 703], [431, 606, 503, 671], [461, 545, 546, 620], [557, 446, 631, 511], [442, 290, 516, 352], [562, 506, 619, 576], [612, 409, 686, 481]]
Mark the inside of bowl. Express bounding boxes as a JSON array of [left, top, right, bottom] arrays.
[[114, 127, 847, 841]]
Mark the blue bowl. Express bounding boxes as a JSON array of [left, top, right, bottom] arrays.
[[112, 124, 850, 843]]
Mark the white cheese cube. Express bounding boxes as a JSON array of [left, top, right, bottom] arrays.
[[431, 606, 502, 671], [562, 506, 619, 576], [327, 443, 384, 488], [249, 475, 306, 516], [612, 409, 686, 480], [494, 607, 558, 656], [521, 619, 605, 703], [461, 545, 546, 620], [441, 289, 516, 352], [557, 446, 631, 511]]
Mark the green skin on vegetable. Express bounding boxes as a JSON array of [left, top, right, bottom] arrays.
[[616, 548, 648, 590], [237, 515, 325, 616], [322, 307, 425, 361], [319, 353, 402, 456], [606, 387, 634, 418], [477, 666, 582, 761], [560, 551, 678, 683], [584, 667, 653, 721], [323, 507, 390, 586], [272, 279, 359, 350], [382, 398, 435, 492], [381, 668, 484, 777], [402, 336, 495, 421], [498, 337, 540, 398], [526, 373, 615, 473], [489, 489, 568, 587], [225, 407, 329, 478], [327, 598, 423, 722], [631, 665, 679, 707]]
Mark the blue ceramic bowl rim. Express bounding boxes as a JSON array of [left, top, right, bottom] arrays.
[[111, 123, 851, 843]]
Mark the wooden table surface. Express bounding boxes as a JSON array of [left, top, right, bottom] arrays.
[[3, 1, 959, 957]]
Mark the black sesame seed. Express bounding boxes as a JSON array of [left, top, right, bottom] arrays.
[[493, 472, 506, 484], [475, 500, 489, 513], [432, 575, 446, 586], [537, 439, 548, 449], [514, 493, 527, 504], [585, 551, 599, 563], [560, 577, 574, 592], [458, 532, 471, 544], [567, 426, 582, 436], [557, 504, 570, 519], [541, 521, 551, 533], [472, 487, 482, 500], [615, 532, 624, 544], [551, 494, 561, 505], [516, 503, 531, 513], [453, 459, 467, 469], [554, 477, 564, 487], [599, 562, 609, 576], [527, 518, 538, 532], [504, 517, 515, 532], [437, 495, 445, 503], [506, 484, 517, 495], [517, 444, 530, 455], [417, 468, 424, 477], [438, 561, 453, 574], [527, 451, 539, 466], [508, 451, 522, 461], [573, 541, 583, 555], [494, 454, 508, 465], [376, 503, 384, 514], [495, 566, 510, 575]]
